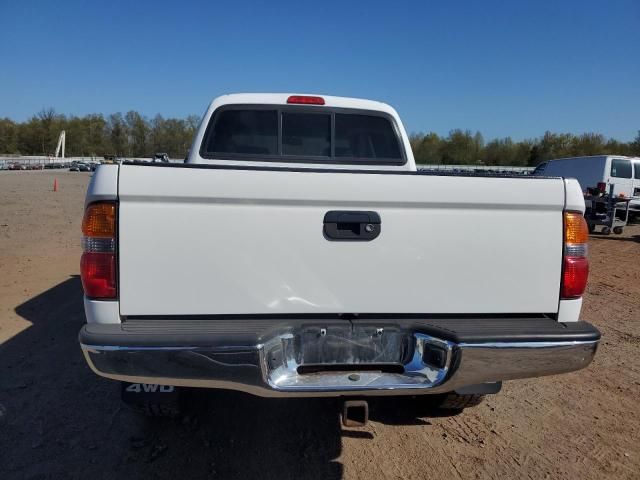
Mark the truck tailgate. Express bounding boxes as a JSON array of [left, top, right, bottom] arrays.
[[117, 165, 565, 316]]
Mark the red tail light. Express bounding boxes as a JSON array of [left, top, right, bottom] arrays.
[[561, 212, 589, 299], [286, 95, 325, 105], [81, 202, 117, 299], [561, 257, 589, 298], [81, 252, 116, 298]]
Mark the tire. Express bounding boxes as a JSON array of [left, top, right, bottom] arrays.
[[128, 402, 182, 418], [613, 226, 623, 235], [601, 226, 611, 235], [432, 393, 486, 411]]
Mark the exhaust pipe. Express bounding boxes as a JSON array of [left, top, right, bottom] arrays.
[[342, 400, 369, 427]]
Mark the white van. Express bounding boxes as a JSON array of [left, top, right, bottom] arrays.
[[533, 155, 640, 212], [634, 158, 640, 198]]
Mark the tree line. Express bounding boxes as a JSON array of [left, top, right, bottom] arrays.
[[410, 129, 640, 166], [0, 109, 200, 159], [0, 108, 638, 165]]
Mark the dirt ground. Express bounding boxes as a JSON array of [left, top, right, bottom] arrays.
[[0, 170, 638, 479]]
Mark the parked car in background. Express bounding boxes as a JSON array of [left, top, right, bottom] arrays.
[[533, 155, 640, 214], [103, 155, 120, 164], [152, 152, 170, 162], [79, 93, 600, 423]]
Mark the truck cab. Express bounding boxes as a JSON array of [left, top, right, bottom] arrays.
[[186, 93, 416, 171]]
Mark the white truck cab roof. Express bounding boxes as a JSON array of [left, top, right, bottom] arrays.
[[209, 93, 400, 115]]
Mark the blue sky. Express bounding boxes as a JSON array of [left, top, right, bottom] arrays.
[[0, 0, 638, 140]]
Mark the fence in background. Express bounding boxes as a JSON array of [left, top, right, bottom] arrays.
[[0, 156, 181, 167], [417, 164, 534, 175], [1, 156, 535, 174]]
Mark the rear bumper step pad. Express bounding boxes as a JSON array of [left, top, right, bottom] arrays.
[[83, 317, 600, 346]]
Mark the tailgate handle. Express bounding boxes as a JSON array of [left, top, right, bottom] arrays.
[[323, 211, 381, 241]]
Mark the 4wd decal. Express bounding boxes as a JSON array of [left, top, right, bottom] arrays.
[[125, 383, 175, 393]]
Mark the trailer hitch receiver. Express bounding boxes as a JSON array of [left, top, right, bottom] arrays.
[[342, 400, 369, 427]]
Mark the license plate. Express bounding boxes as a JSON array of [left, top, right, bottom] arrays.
[[288, 325, 411, 366]]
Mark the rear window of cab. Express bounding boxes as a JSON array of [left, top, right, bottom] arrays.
[[200, 106, 404, 165]]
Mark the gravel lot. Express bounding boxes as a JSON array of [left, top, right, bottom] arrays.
[[0, 170, 638, 479]]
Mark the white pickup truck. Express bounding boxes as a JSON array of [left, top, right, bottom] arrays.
[[78, 93, 599, 421]]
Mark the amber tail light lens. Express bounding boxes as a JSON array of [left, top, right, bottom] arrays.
[[81, 202, 117, 299]]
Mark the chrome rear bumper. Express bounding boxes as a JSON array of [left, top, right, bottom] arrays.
[[79, 319, 599, 397]]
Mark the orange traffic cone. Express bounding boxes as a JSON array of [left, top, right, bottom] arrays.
[[53, 178, 58, 192]]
